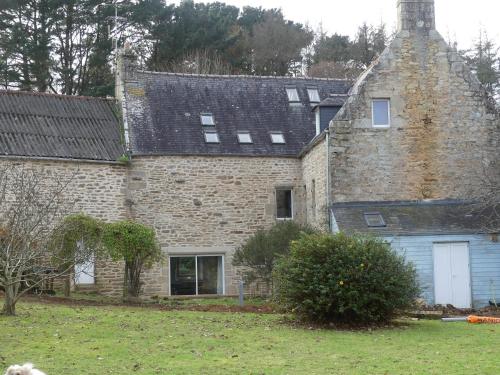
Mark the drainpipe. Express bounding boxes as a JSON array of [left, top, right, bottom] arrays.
[[325, 128, 331, 230]]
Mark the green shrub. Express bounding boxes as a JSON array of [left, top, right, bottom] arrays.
[[232, 221, 316, 290], [274, 232, 420, 324]]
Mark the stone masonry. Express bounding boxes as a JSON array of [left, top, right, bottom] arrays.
[[330, 0, 499, 203]]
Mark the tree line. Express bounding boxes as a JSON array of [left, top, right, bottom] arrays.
[[0, 0, 498, 100]]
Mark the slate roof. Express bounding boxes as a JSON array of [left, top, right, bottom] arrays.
[[313, 94, 349, 108], [332, 200, 500, 235], [126, 71, 352, 156], [0, 90, 125, 161]]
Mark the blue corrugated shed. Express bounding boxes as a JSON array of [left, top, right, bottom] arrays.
[[331, 200, 500, 308], [386, 234, 500, 307]]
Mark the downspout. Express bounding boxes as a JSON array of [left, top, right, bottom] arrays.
[[325, 128, 331, 231]]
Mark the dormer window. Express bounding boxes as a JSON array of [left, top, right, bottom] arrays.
[[307, 88, 320, 103], [237, 132, 253, 144], [286, 88, 300, 103], [204, 129, 219, 143], [201, 113, 215, 126], [372, 99, 390, 128], [270, 132, 285, 144]]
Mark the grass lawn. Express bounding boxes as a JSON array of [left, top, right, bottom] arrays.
[[1, 301, 499, 374]]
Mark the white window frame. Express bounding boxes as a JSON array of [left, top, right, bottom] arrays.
[[237, 131, 253, 144], [371, 99, 391, 128], [168, 254, 225, 296], [315, 109, 321, 135], [276, 188, 293, 220], [270, 132, 285, 144], [286, 88, 300, 103], [307, 88, 320, 103], [204, 130, 220, 143], [200, 113, 215, 126]]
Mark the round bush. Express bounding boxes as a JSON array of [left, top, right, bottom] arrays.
[[274, 232, 420, 324]]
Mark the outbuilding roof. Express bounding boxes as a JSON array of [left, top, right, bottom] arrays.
[[0, 90, 125, 162], [125, 71, 352, 157], [332, 200, 500, 235]]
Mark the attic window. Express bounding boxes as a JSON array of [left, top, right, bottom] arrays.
[[204, 129, 220, 143], [237, 132, 253, 144], [200, 113, 215, 126], [372, 99, 390, 128], [270, 132, 285, 144], [364, 212, 386, 228], [307, 88, 320, 103], [286, 88, 300, 103]]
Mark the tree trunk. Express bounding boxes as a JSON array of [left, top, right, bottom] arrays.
[[2, 284, 17, 316], [63, 274, 71, 297]]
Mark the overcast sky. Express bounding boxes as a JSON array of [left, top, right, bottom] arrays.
[[175, 0, 500, 48]]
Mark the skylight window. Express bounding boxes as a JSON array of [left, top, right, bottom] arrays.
[[286, 88, 300, 102], [307, 88, 320, 103], [204, 130, 220, 143], [364, 212, 386, 228], [200, 113, 215, 126], [237, 132, 253, 144], [270, 132, 285, 144]]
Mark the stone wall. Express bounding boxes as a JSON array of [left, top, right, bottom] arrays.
[[301, 136, 329, 230], [0, 157, 129, 296], [127, 155, 304, 296], [330, 28, 499, 203]]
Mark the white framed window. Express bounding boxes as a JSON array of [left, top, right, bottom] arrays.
[[237, 131, 253, 144], [315, 109, 321, 135], [270, 132, 285, 144], [307, 88, 320, 103], [200, 113, 215, 126], [372, 99, 391, 128], [204, 130, 220, 143], [286, 87, 300, 102], [276, 189, 293, 219]]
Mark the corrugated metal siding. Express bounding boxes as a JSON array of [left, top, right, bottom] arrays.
[[385, 234, 500, 307], [0, 91, 125, 161]]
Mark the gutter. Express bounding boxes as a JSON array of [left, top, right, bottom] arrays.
[[325, 128, 331, 229]]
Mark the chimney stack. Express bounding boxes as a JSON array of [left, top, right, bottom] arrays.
[[397, 0, 435, 33]]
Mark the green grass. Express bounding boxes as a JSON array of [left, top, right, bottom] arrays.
[[1, 301, 499, 374]]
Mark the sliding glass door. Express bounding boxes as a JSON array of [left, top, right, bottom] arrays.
[[170, 255, 224, 296]]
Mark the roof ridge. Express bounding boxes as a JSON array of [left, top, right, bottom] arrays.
[[135, 70, 353, 82], [0, 89, 116, 102], [331, 199, 475, 208]]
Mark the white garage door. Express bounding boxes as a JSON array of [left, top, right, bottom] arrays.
[[433, 242, 471, 308]]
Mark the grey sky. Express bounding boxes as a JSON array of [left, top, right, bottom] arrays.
[[176, 0, 500, 48]]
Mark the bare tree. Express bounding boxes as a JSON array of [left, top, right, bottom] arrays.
[[0, 164, 91, 316]]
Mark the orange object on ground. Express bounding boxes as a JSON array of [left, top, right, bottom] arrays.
[[467, 315, 500, 324]]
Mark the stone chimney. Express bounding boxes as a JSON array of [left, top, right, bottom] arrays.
[[397, 0, 435, 33]]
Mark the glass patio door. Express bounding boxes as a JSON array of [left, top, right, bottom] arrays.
[[170, 255, 224, 296]]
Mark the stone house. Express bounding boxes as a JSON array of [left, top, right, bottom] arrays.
[[0, 0, 498, 305]]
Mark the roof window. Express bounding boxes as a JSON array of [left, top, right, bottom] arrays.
[[200, 113, 215, 126], [286, 88, 300, 103], [237, 132, 253, 144], [270, 132, 285, 144], [364, 212, 386, 228], [307, 88, 320, 103], [204, 129, 220, 143]]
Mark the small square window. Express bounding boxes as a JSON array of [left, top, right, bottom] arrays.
[[364, 212, 386, 227], [372, 99, 390, 127], [270, 132, 285, 144], [286, 88, 300, 102], [307, 88, 320, 103], [276, 189, 293, 219], [204, 130, 220, 143], [237, 132, 253, 144], [201, 113, 215, 126]]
